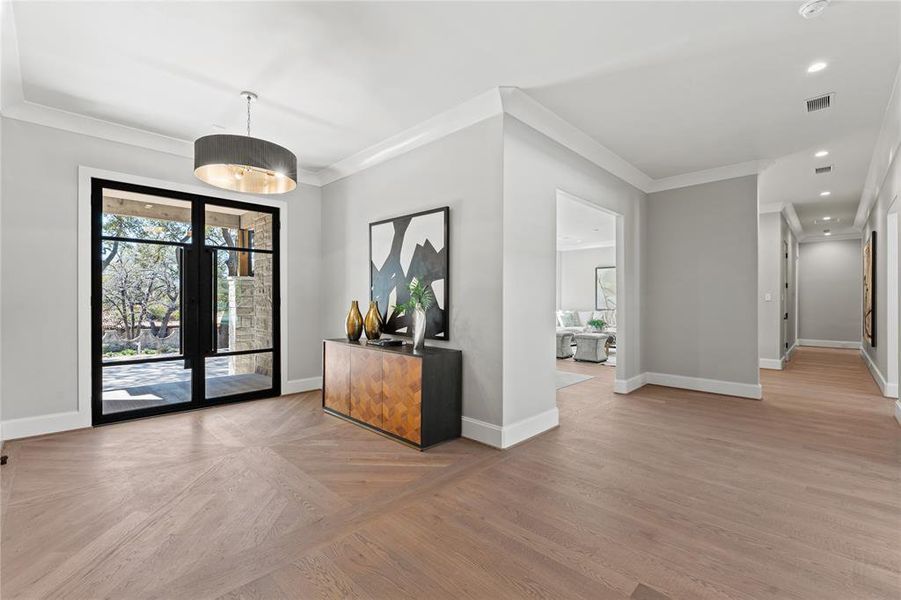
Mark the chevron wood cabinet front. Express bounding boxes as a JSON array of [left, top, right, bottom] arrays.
[[322, 339, 461, 449]]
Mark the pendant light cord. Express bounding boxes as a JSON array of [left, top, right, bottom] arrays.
[[246, 94, 252, 136]]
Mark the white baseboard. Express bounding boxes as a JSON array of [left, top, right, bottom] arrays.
[[759, 357, 784, 370], [860, 349, 889, 396], [887, 382, 899, 399], [283, 376, 322, 395], [799, 339, 862, 349], [645, 372, 762, 400], [614, 373, 647, 394], [462, 407, 559, 449], [895, 400, 901, 426], [1, 410, 90, 441], [785, 342, 798, 361]]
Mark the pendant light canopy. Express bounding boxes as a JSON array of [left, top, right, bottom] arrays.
[[194, 92, 297, 194]]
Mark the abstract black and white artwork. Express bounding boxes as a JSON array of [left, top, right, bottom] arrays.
[[370, 207, 449, 340]]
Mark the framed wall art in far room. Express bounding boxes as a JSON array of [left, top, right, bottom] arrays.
[[370, 207, 449, 340], [863, 230, 876, 347]]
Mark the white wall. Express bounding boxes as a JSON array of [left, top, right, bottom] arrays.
[[758, 212, 782, 363], [0, 118, 322, 425], [501, 115, 646, 430], [558, 246, 615, 311], [320, 116, 505, 426], [644, 175, 760, 393], [798, 239, 862, 344]]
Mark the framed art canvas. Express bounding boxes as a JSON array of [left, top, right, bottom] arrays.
[[595, 266, 617, 328], [864, 231, 876, 347], [370, 207, 449, 340]]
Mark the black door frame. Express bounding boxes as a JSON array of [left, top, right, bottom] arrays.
[[91, 178, 281, 425]]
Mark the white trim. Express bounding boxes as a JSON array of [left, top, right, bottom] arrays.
[[887, 206, 899, 398], [799, 338, 862, 349], [759, 357, 784, 370], [783, 203, 804, 242], [645, 372, 763, 400], [284, 376, 322, 395], [461, 416, 503, 448], [462, 407, 559, 449], [861, 348, 888, 396], [758, 203, 784, 214], [1, 103, 322, 185], [318, 89, 503, 186], [786, 341, 798, 361], [500, 88, 653, 191], [614, 373, 647, 394], [647, 159, 765, 193], [1, 411, 88, 441], [799, 232, 863, 244], [894, 400, 901, 426], [72, 167, 290, 440]]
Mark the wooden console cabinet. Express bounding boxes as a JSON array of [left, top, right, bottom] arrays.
[[322, 339, 462, 449]]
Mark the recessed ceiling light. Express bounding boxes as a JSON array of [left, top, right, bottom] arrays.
[[807, 61, 828, 74], [815, 150, 829, 158], [822, 216, 832, 221], [820, 191, 831, 197], [824, 231, 832, 236]]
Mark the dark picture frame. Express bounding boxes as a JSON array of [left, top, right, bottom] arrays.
[[369, 207, 449, 340]]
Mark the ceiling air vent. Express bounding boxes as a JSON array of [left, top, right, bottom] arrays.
[[815, 165, 833, 175], [806, 93, 834, 112]]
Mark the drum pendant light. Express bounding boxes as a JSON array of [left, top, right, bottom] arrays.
[[194, 91, 297, 194]]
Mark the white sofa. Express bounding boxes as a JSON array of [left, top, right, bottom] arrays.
[[556, 310, 613, 334]]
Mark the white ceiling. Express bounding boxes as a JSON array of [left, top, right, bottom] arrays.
[[5, 1, 900, 237], [556, 194, 616, 251]]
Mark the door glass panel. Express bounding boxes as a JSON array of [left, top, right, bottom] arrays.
[[212, 249, 273, 353], [101, 241, 183, 361], [102, 189, 192, 243], [205, 352, 273, 398], [102, 359, 191, 415], [205, 205, 272, 250]]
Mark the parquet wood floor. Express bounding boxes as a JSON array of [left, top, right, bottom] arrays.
[[2, 347, 898, 599]]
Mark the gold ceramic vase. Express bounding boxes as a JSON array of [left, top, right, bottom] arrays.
[[364, 301, 383, 340], [346, 300, 363, 341]]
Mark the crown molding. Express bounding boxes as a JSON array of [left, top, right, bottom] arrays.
[[498, 87, 654, 192], [783, 202, 805, 240], [646, 159, 765, 193], [2, 101, 322, 185], [317, 89, 503, 186], [799, 231, 863, 243], [855, 62, 901, 229]]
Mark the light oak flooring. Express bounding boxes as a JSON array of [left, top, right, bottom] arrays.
[[1, 347, 899, 599]]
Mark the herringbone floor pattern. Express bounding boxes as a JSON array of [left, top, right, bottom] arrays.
[[1, 348, 899, 599]]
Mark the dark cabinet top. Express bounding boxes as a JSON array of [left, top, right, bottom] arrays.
[[324, 338, 461, 357]]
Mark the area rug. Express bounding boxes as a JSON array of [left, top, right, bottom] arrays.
[[555, 370, 594, 390]]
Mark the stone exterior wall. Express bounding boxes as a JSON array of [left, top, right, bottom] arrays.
[[226, 212, 273, 378]]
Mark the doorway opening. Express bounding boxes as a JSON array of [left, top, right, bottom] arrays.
[[92, 179, 281, 424], [554, 191, 622, 388]]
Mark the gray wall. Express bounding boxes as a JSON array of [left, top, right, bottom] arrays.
[[501, 115, 646, 425], [798, 239, 862, 343], [645, 175, 759, 386], [0, 118, 322, 422], [320, 116, 505, 426], [558, 246, 616, 311]]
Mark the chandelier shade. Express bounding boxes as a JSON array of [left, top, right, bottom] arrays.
[[194, 134, 297, 194]]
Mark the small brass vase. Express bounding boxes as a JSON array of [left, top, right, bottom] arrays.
[[346, 300, 363, 341], [364, 301, 383, 340]]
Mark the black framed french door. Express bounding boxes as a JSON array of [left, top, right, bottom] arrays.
[[91, 178, 280, 425]]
